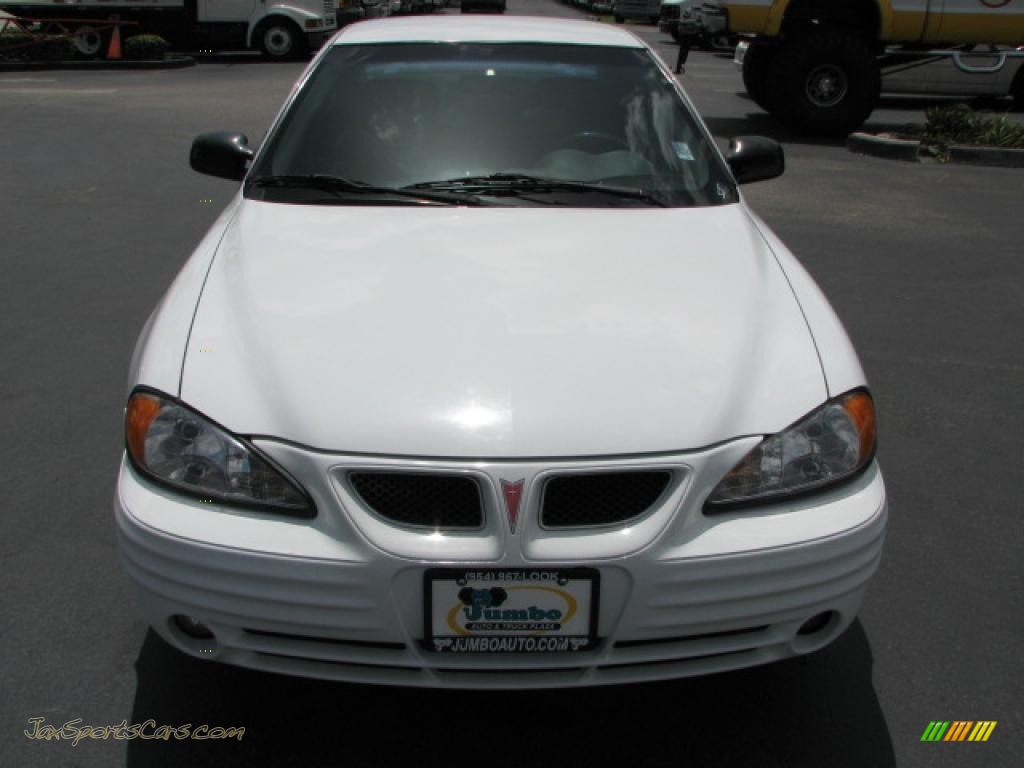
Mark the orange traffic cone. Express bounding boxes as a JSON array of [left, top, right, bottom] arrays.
[[107, 24, 121, 60]]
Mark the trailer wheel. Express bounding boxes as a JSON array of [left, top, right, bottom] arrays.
[[74, 26, 104, 58], [741, 42, 778, 112], [255, 17, 307, 60], [766, 29, 880, 136]]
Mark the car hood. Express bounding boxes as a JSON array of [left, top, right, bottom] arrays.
[[179, 201, 826, 457]]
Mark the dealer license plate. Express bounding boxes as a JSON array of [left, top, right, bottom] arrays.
[[424, 568, 599, 653]]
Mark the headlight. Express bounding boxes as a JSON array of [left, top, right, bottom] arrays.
[[705, 389, 876, 511], [125, 389, 314, 517]]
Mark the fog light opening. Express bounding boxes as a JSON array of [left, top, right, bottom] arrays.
[[798, 611, 835, 637], [173, 614, 215, 640]]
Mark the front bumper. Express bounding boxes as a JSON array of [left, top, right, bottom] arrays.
[[115, 445, 887, 689]]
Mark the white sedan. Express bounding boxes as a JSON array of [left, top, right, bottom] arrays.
[[116, 16, 886, 688]]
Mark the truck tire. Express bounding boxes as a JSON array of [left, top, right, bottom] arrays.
[[254, 17, 307, 60], [766, 29, 880, 136], [741, 43, 778, 112]]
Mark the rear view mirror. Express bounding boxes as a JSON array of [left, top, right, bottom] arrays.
[[726, 136, 784, 184], [190, 132, 254, 181]]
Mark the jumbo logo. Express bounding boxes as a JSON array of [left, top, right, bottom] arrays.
[[446, 586, 577, 635]]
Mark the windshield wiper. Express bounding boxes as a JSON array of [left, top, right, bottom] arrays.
[[248, 174, 487, 206], [405, 173, 667, 207]]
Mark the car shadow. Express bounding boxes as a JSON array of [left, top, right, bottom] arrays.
[[126, 620, 894, 768]]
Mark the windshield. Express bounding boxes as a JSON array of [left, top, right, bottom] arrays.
[[247, 42, 736, 208]]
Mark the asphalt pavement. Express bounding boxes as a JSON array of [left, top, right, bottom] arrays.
[[0, 2, 1021, 767]]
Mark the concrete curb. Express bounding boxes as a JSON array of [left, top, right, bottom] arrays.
[[948, 144, 1024, 168], [848, 131, 1024, 168], [846, 132, 922, 162], [0, 55, 195, 71]]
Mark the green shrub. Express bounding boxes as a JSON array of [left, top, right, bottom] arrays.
[[123, 34, 169, 61], [924, 104, 1024, 149], [0, 31, 75, 62]]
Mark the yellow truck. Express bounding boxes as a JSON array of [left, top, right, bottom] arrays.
[[680, 0, 1024, 134]]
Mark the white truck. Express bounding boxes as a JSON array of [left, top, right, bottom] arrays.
[[677, 0, 1024, 134], [0, 0, 337, 58]]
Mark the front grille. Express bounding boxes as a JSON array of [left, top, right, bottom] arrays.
[[348, 472, 484, 529], [244, 628, 406, 651], [541, 471, 671, 528], [614, 625, 769, 649]]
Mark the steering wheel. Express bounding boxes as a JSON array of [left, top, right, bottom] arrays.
[[557, 131, 630, 153]]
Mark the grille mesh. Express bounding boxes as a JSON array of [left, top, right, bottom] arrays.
[[541, 471, 671, 528], [348, 472, 483, 529]]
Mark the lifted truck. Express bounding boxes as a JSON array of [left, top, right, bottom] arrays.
[[679, 0, 1024, 134], [0, 0, 337, 58]]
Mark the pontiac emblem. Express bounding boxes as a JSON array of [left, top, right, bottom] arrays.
[[500, 479, 525, 534]]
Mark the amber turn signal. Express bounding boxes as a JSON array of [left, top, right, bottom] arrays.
[[841, 391, 877, 462], [125, 392, 162, 463]]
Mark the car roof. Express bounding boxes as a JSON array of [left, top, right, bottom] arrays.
[[331, 16, 647, 49]]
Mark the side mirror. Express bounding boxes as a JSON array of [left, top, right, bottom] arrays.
[[190, 132, 254, 181], [726, 136, 784, 184]]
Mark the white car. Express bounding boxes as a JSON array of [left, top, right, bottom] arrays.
[[116, 16, 886, 688]]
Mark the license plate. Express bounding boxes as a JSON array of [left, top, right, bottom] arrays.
[[424, 568, 599, 653]]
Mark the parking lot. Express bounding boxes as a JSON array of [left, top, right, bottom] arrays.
[[1, 2, 1021, 766]]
